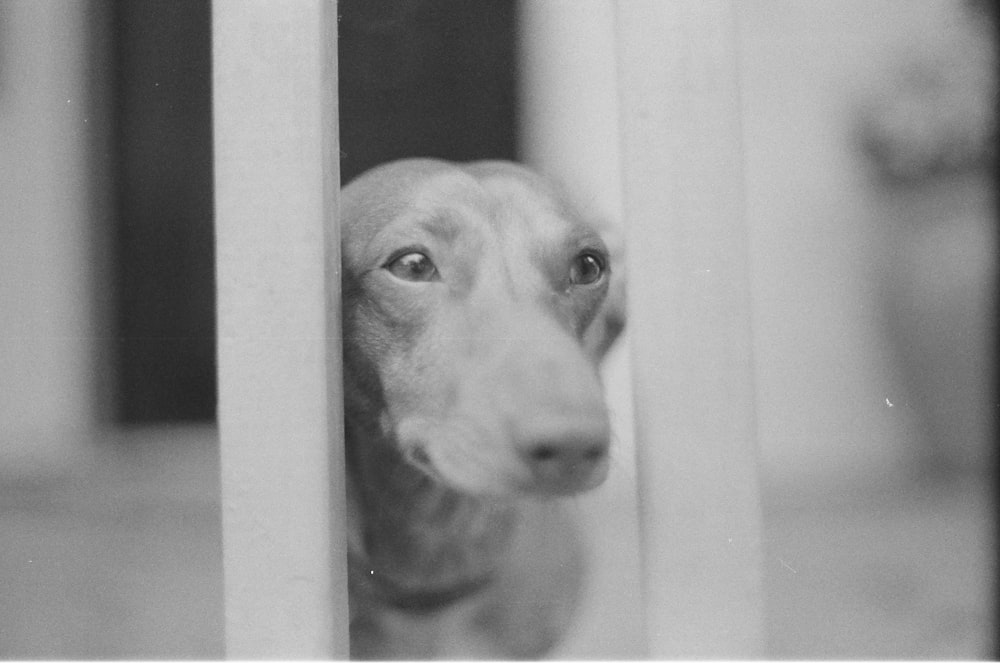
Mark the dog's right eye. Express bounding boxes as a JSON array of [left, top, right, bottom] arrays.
[[384, 251, 438, 282], [569, 251, 606, 286]]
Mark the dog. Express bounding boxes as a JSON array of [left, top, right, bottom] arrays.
[[339, 159, 625, 659]]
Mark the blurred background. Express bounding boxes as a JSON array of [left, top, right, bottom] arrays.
[[0, 0, 995, 658]]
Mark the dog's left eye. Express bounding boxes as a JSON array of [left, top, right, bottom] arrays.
[[569, 252, 606, 286], [385, 251, 438, 282]]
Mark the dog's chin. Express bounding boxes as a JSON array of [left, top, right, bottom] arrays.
[[395, 417, 609, 498]]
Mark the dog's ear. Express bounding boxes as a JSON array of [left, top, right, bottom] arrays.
[[583, 219, 627, 363]]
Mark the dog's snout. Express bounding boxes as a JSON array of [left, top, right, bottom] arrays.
[[471, 319, 613, 495], [517, 426, 610, 495]]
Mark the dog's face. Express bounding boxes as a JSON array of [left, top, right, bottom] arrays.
[[341, 159, 620, 497]]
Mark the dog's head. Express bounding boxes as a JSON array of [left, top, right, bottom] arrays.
[[340, 159, 625, 497]]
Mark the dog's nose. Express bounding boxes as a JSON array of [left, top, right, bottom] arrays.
[[518, 427, 610, 494]]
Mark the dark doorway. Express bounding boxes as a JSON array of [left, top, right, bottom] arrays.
[[111, 0, 215, 423], [338, 0, 518, 183]]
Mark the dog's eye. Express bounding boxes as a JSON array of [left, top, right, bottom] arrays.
[[569, 252, 605, 286], [385, 251, 438, 282]]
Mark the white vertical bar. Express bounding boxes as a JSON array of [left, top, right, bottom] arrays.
[[517, 2, 645, 658], [616, 1, 764, 658], [213, 1, 348, 658], [518, 0, 623, 223]]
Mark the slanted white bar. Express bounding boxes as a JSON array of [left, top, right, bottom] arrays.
[[615, 1, 765, 657], [213, 1, 348, 658]]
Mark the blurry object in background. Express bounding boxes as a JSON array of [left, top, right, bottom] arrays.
[[858, 0, 997, 476], [338, 0, 517, 183], [858, 0, 995, 181], [112, 0, 215, 423]]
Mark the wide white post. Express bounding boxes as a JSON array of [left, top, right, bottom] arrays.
[[616, 1, 765, 657], [213, 1, 348, 658]]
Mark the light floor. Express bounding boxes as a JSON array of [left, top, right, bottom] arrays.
[[0, 426, 993, 659]]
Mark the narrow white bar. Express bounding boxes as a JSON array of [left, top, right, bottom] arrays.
[[615, 1, 764, 657], [213, 1, 348, 658], [517, 2, 645, 658], [518, 0, 623, 223]]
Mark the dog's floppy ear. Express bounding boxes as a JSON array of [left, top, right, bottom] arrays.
[[583, 219, 627, 363]]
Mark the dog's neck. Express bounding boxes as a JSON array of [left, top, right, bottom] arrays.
[[344, 415, 520, 609]]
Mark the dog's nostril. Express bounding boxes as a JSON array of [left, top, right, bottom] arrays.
[[521, 435, 610, 495], [526, 440, 606, 464], [530, 445, 559, 462], [406, 445, 431, 467]]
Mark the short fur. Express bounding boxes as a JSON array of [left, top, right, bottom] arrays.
[[340, 159, 625, 659]]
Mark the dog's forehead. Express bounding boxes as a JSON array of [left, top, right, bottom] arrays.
[[415, 168, 591, 240], [340, 160, 600, 275]]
